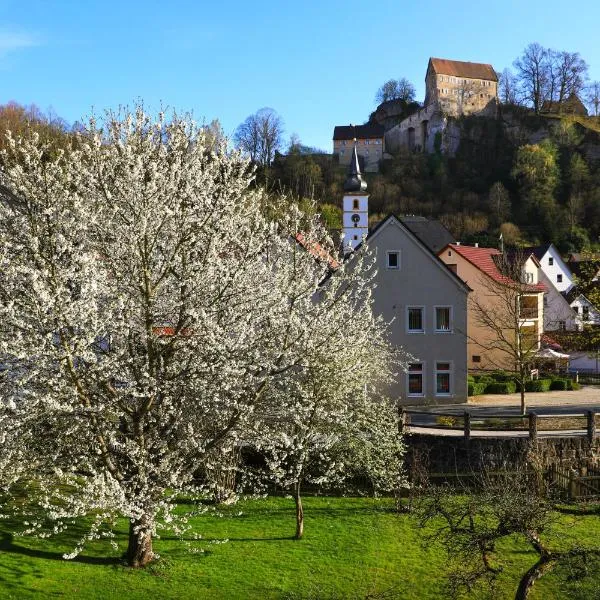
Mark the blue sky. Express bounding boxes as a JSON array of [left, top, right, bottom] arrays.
[[2, 0, 600, 152]]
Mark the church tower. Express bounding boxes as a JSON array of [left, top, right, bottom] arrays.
[[342, 143, 369, 252]]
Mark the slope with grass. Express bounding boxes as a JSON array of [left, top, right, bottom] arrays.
[[0, 496, 598, 599]]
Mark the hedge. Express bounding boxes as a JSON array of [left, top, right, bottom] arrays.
[[524, 378, 552, 392], [468, 382, 487, 396], [550, 379, 568, 390], [485, 381, 517, 394]]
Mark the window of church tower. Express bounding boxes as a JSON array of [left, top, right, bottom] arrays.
[[353, 199, 359, 210]]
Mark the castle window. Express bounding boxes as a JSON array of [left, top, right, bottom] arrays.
[[342, 140, 347, 145], [472, 355, 481, 363], [365, 140, 370, 145]]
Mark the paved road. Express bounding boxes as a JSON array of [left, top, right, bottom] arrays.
[[403, 385, 600, 436]]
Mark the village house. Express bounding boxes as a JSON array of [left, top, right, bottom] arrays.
[[341, 146, 470, 404], [332, 124, 385, 172], [438, 244, 545, 372], [523, 244, 578, 331]]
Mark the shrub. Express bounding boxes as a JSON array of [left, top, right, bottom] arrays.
[[524, 379, 552, 392], [468, 382, 487, 396], [491, 371, 515, 383], [435, 415, 457, 427], [485, 381, 517, 394], [473, 375, 494, 384], [571, 381, 581, 391], [550, 379, 568, 391]]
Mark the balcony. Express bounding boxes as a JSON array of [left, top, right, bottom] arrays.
[[519, 307, 539, 320]]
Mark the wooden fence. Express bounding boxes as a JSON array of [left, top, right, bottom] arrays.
[[401, 409, 598, 442]]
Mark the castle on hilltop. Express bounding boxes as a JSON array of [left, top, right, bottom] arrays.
[[333, 57, 499, 165], [386, 57, 498, 154]]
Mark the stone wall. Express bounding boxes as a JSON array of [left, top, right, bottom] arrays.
[[406, 434, 600, 476]]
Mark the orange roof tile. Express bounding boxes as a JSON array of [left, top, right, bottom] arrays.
[[429, 58, 498, 82], [444, 244, 545, 292]]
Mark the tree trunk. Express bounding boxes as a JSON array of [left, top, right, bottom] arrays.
[[127, 516, 154, 568], [515, 554, 555, 600], [520, 387, 526, 415], [294, 481, 304, 540]]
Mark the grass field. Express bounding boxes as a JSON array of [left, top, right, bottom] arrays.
[[0, 496, 599, 599]]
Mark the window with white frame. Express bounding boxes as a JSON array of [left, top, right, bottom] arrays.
[[434, 306, 452, 332], [387, 251, 400, 270], [435, 362, 452, 395], [407, 307, 424, 333], [408, 363, 424, 396]]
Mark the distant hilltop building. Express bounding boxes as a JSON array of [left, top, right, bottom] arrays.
[[424, 58, 498, 118], [333, 57, 499, 164], [332, 124, 385, 172], [386, 57, 498, 155]]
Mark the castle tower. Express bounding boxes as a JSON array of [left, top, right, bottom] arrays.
[[342, 143, 369, 252]]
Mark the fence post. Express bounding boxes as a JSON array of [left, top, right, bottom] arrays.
[[464, 411, 471, 441], [529, 413, 538, 442], [399, 409, 408, 435], [587, 410, 596, 442], [569, 470, 577, 501]]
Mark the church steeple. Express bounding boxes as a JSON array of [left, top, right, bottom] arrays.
[[343, 142, 368, 193], [341, 141, 369, 253]]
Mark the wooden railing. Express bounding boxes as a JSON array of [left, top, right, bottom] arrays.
[[401, 409, 598, 441]]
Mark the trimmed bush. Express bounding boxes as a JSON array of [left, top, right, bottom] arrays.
[[473, 375, 494, 385], [468, 382, 487, 396], [550, 379, 568, 391], [524, 378, 552, 392], [490, 371, 515, 382], [571, 381, 581, 391], [485, 381, 517, 394]]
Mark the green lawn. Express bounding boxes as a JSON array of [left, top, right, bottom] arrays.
[[0, 496, 598, 599]]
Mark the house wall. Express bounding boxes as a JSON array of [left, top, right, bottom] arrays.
[[368, 220, 468, 405], [569, 351, 600, 373], [538, 247, 574, 293], [571, 297, 600, 328], [438, 247, 543, 372], [333, 137, 384, 172], [538, 270, 578, 331]]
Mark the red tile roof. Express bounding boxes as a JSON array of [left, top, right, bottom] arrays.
[[429, 58, 498, 82], [295, 233, 340, 270], [442, 244, 546, 292]]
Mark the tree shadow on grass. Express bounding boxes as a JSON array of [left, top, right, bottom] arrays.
[[0, 533, 121, 566]]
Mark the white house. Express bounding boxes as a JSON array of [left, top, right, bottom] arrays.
[[524, 244, 575, 293], [567, 292, 600, 329]]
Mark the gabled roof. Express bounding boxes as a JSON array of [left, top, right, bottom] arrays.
[[521, 244, 550, 262], [428, 57, 498, 82], [333, 124, 385, 141], [295, 232, 340, 270], [441, 244, 545, 292], [363, 215, 471, 294], [399, 216, 455, 254]]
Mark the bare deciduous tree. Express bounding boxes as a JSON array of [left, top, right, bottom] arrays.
[[234, 107, 283, 166], [414, 466, 600, 600], [514, 43, 550, 114], [375, 78, 416, 104]]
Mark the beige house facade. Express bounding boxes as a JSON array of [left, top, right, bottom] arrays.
[[438, 244, 545, 372]]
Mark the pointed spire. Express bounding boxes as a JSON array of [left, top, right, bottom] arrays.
[[343, 141, 367, 193]]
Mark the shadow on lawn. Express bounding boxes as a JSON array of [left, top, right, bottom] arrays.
[[0, 533, 121, 566]]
